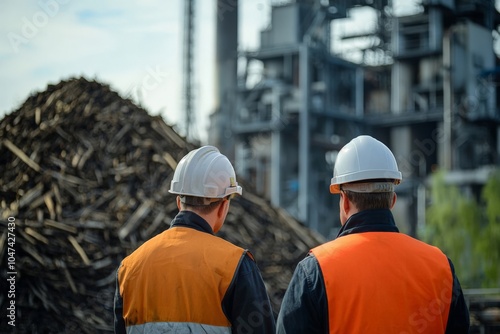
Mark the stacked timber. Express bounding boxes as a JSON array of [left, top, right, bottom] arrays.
[[0, 77, 324, 333]]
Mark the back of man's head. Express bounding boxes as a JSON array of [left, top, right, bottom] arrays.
[[330, 135, 402, 211], [169, 146, 242, 218], [341, 183, 395, 211], [178, 196, 225, 215]]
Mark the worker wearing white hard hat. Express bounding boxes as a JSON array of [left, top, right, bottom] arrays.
[[169, 145, 243, 232], [277, 135, 469, 334], [115, 146, 275, 334], [329, 134, 402, 194]]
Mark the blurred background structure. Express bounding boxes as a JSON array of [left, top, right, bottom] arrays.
[[208, 0, 500, 239], [207, 3, 500, 329]]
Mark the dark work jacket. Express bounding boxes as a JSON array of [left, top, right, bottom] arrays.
[[276, 209, 470, 334]]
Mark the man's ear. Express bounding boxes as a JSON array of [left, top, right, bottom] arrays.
[[217, 198, 229, 219], [341, 192, 350, 215], [176, 196, 182, 210], [390, 192, 397, 209]]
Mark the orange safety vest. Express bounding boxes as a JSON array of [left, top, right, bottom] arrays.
[[311, 232, 453, 334], [118, 226, 245, 333]]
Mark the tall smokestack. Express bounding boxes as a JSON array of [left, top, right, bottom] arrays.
[[211, 0, 238, 159]]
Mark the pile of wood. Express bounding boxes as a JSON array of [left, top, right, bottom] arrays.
[[0, 77, 324, 333]]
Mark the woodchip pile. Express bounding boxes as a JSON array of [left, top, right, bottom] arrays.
[[0, 77, 324, 333]]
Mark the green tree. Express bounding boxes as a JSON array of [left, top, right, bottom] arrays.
[[480, 170, 500, 286], [422, 170, 500, 288]]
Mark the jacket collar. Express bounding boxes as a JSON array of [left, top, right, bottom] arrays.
[[336, 209, 399, 238], [170, 210, 214, 235]]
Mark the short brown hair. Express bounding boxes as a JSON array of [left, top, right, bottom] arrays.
[[343, 190, 393, 211], [180, 196, 223, 215]]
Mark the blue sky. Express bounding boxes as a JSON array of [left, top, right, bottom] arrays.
[[1, 1, 182, 124], [0, 0, 269, 142], [1, 1, 498, 142]]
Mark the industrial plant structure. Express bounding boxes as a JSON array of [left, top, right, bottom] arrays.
[[208, 0, 500, 238]]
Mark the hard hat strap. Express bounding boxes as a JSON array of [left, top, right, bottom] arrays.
[[341, 182, 394, 193]]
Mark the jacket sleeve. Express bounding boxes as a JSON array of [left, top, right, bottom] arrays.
[[114, 265, 127, 334], [445, 259, 470, 334], [222, 252, 276, 334], [276, 255, 328, 334]]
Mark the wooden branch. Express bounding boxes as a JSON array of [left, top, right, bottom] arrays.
[[44, 219, 77, 234], [25, 227, 49, 245], [68, 235, 91, 266], [2, 139, 41, 172], [118, 200, 153, 240]]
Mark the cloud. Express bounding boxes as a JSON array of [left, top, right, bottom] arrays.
[[0, 0, 272, 142], [0, 0, 183, 127]]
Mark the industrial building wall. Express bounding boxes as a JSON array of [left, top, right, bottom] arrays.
[[210, 0, 500, 240]]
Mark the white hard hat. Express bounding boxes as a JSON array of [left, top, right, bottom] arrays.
[[169, 146, 243, 201], [330, 135, 402, 194]]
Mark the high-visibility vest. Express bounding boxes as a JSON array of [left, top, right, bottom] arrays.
[[118, 226, 245, 333], [311, 232, 452, 334]]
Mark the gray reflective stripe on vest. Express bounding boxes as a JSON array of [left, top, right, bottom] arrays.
[[127, 321, 232, 334]]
